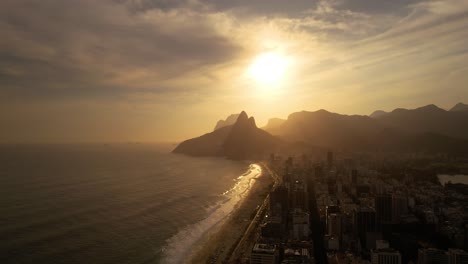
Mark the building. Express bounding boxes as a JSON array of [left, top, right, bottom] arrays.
[[375, 195, 392, 225], [291, 208, 310, 240], [371, 248, 402, 264], [290, 180, 309, 212], [355, 207, 376, 249], [418, 248, 449, 264], [251, 243, 278, 264], [328, 213, 342, 238], [376, 240, 390, 250], [325, 235, 340, 251], [326, 205, 341, 223], [391, 195, 408, 224], [447, 249, 468, 264], [269, 186, 289, 224], [283, 246, 314, 264], [315, 165, 324, 179]]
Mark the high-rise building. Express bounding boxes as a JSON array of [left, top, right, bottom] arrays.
[[355, 207, 376, 249], [371, 248, 402, 264], [291, 208, 310, 240], [251, 244, 278, 264], [326, 205, 341, 228], [314, 165, 324, 179], [392, 195, 408, 224], [375, 194, 409, 225], [418, 248, 449, 264], [448, 248, 468, 264], [375, 195, 392, 225], [290, 180, 309, 212], [269, 186, 288, 224], [328, 213, 342, 238]]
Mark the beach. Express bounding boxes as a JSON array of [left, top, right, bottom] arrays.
[[189, 163, 274, 263]]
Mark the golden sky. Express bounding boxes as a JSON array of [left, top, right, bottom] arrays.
[[1, 0, 468, 143]]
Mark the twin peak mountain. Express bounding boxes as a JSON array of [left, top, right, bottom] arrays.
[[173, 104, 468, 160], [172, 111, 280, 160]]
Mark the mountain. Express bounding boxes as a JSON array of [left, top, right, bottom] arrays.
[[370, 110, 388, 118], [171, 125, 231, 157], [264, 110, 385, 149], [262, 118, 286, 134], [175, 104, 468, 158], [373, 104, 468, 140], [449, 102, 468, 112], [214, 113, 240, 131], [173, 111, 281, 160], [263, 108, 468, 155]]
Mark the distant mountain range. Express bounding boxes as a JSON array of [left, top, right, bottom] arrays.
[[173, 103, 468, 159], [368, 104, 468, 140]]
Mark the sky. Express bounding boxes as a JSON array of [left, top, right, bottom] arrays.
[[1, 0, 467, 143]]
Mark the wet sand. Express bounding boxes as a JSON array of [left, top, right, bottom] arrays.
[[189, 164, 273, 263]]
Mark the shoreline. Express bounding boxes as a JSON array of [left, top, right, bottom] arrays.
[[189, 163, 274, 263]]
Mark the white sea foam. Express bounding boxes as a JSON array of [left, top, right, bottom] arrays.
[[161, 164, 262, 264]]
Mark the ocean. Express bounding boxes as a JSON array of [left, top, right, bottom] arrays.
[[0, 144, 260, 264]]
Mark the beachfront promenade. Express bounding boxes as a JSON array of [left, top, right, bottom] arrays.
[[227, 163, 280, 263], [226, 160, 327, 264]]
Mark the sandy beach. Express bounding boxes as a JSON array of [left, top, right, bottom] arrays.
[[189, 163, 273, 263]]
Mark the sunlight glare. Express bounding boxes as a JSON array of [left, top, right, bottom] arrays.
[[248, 52, 289, 86]]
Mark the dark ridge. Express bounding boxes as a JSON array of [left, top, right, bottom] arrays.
[[173, 111, 281, 160], [450, 102, 468, 112]]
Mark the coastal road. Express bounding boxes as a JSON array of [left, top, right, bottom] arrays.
[[261, 162, 281, 188], [226, 163, 278, 263]]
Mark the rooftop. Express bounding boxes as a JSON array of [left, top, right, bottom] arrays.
[[253, 243, 276, 254]]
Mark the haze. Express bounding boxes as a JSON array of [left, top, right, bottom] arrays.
[[1, 0, 467, 143]]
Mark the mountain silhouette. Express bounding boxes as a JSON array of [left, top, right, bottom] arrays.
[[175, 104, 468, 158], [373, 104, 468, 140], [262, 118, 286, 134], [369, 110, 388, 118], [173, 111, 280, 160], [263, 107, 468, 155], [264, 109, 385, 149], [214, 113, 240, 131], [449, 102, 468, 112]]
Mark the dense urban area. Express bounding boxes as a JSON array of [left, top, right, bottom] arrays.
[[237, 152, 468, 264]]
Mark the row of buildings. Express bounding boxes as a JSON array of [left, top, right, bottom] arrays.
[[248, 152, 468, 264]]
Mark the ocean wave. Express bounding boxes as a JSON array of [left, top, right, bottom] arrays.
[[160, 164, 262, 264]]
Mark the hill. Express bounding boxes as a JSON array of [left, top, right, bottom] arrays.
[[372, 104, 468, 140], [173, 111, 281, 160], [264, 108, 468, 155], [262, 118, 286, 134], [369, 110, 388, 118], [449, 102, 468, 112]]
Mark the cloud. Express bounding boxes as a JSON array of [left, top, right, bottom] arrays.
[[0, 0, 467, 142], [3, 0, 460, 102], [0, 0, 241, 100], [336, 0, 424, 14]]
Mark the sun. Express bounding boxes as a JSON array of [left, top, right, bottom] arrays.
[[248, 52, 289, 85]]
